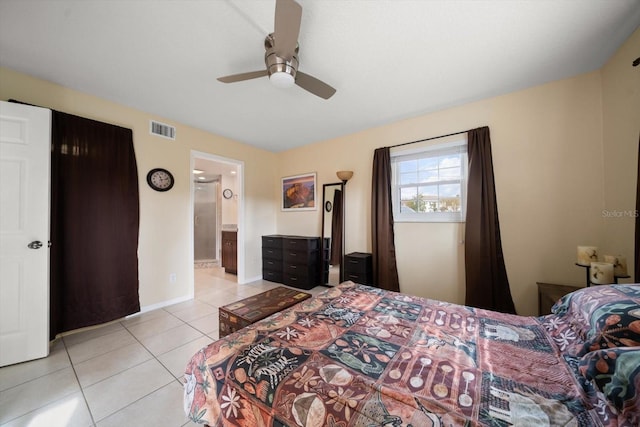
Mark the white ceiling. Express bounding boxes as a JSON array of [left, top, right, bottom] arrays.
[[1, 1, 639, 152]]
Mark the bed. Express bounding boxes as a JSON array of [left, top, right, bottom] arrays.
[[183, 281, 640, 426]]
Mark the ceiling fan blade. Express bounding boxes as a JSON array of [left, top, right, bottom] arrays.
[[274, 0, 302, 60], [295, 72, 336, 99], [217, 70, 268, 83]]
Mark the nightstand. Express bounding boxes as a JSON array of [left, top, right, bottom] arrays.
[[344, 252, 373, 285], [536, 282, 583, 315]]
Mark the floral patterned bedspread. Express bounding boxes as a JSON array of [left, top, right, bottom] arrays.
[[183, 282, 622, 426]]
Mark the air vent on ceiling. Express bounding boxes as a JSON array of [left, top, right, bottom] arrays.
[[150, 120, 176, 140]]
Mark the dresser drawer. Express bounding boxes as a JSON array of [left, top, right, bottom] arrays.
[[344, 252, 373, 285], [283, 273, 316, 290], [344, 252, 372, 274], [262, 247, 282, 261], [344, 272, 370, 283], [283, 262, 319, 277], [262, 257, 282, 271], [283, 237, 320, 252], [262, 235, 283, 249], [262, 269, 283, 283], [283, 248, 319, 263]]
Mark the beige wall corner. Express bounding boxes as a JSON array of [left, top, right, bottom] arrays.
[[601, 27, 640, 282]]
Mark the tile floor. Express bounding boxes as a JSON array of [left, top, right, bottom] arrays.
[[0, 267, 326, 426]]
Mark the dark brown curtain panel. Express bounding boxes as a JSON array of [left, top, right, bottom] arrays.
[[330, 189, 343, 265], [371, 147, 400, 291], [633, 132, 640, 283], [50, 111, 140, 338], [464, 127, 516, 314]]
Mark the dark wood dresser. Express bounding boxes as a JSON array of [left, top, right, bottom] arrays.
[[344, 252, 373, 285], [221, 230, 237, 275], [536, 282, 583, 315], [262, 235, 284, 284], [262, 235, 323, 289]]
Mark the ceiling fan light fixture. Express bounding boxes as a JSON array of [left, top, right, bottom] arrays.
[[216, 3, 336, 99], [269, 71, 295, 88]]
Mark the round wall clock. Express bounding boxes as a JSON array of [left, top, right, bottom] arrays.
[[223, 188, 233, 199], [146, 168, 174, 192]]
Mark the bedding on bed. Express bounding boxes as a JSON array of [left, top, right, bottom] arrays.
[[184, 282, 640, 426]]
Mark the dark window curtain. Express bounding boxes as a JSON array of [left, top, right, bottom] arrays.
[[330, 189, 343, 265], [371, 147, 400, 291], [633, 132, 640, 283], [464, 126, 516, 314], [50, 111, 140, 339]]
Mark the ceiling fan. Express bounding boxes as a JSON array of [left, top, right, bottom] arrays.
[[217, 0, 336, 100]]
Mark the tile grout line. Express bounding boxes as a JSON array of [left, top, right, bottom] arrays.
[[1, 271, 295, 425], [2, 270, 226, 427], [87, 314, 212, 423], [82, 319, 174, 424], [0, 340, 95, 427], [63, 335, 98, 427]]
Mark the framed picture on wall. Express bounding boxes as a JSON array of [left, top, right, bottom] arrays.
[[282, 172, 317, 211]]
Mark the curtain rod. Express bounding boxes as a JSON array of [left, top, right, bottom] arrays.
[[388, 129, 469, 149]]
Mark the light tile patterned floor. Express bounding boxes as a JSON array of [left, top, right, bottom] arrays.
[[0, 267, 326, 426]]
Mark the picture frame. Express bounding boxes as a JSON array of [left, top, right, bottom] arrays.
[[282, 172, 317, 211]]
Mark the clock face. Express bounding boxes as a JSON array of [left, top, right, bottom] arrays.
[[147, 168, 174, 192]]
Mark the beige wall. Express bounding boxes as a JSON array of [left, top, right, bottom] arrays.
[[0, 66, 279, 310], [601, 27, 640, 280], [220, 172, 239, 227], [278, 70, 607, 315], [2, 26, 636, 317], [279, 26, 639, 315]]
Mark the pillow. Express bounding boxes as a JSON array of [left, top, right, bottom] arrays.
[[578, 347, 640, 420], [549, 285, 640, 352], [550, 291, 590, 341], [578, 302, 640, 356]]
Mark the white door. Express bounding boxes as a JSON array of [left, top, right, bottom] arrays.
[[0, 100, 51, 367]]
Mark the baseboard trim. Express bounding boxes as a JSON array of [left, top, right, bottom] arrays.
[[135, 293, 194, 316]]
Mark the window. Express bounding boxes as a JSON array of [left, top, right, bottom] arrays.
[[391, 139, 467, 222]]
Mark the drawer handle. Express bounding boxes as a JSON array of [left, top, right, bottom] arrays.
[[289, 253, 297, 257], [291, 265, 297, 269], [290, 277, 298, 281], [349, 260, 358, 264]]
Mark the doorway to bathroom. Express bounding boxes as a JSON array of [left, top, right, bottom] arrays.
[[193, 175, 220, 266], [191, 151, 243, 288]]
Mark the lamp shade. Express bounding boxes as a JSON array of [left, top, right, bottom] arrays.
[[336, 171, 353, 182]]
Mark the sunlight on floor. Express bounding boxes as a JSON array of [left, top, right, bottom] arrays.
[[27, 397, 79, 427]]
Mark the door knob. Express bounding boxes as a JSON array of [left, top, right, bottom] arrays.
[[27, 241, 43, 249]]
